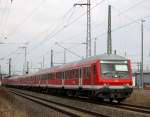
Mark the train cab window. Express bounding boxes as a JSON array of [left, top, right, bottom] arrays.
[[100, 61, 129, 78]]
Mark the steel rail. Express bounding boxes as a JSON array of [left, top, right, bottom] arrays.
[[8, 88, 150, 116], [9, 89, 108, 117]]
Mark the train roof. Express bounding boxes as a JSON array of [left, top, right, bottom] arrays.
[[83, 53, 128, 61], [36, 54, 128, 73], [8, 54, 128, 79]]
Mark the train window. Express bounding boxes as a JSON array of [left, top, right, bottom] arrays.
[[49, 73, 52, 79], [79, 68, 82, 78], [45, 74, 47, 80], [64, 72, 67, 79], [61, 72, 64, 79], [85, 67, 90, 79], [47, 74, 49, 80], [56, 72, 63, 79], [65, 70, 71, 79], [75, 69, 78, 78], [101, 63, 129, 78], [93, 65, 96, 74], [52, 73, 55, 79], [93, 65, 96, 79]]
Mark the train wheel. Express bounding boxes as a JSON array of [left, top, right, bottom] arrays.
[[117, 98, 125, 103], [117, 99, 121, 103], [109, 98, 113, 102], [74, 91, 80, 97]]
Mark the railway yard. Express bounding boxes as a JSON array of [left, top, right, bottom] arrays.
[[0, 87, 150, 117], [0, 0, 150, 117]]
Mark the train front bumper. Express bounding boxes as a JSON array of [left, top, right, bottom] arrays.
[[97, 86, 133, 99]]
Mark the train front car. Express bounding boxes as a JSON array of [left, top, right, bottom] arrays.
[[97, 54, 133, 102]]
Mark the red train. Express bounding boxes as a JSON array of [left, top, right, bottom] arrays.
[[2, 54, 133, 102]]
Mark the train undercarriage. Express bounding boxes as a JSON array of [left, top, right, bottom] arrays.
[[4, 84, 133, 103]]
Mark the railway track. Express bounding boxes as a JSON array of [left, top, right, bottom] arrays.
[[9, 88, 150, 117], [9, 89, 108, 117]]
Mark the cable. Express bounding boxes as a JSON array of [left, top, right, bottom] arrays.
[[0, 0, 8, 33], [22, 0, 149, 60], [6, 0, 46, 37], [28, 0, 106, 54], [24, 5, 76, 51], [0, 48, 19, 60], [110, 0, 147, 23], [28, 0, 150, 61], [94, 13, 150, 40], [2, 0, 12, 37], [117, 0, 146, 16]]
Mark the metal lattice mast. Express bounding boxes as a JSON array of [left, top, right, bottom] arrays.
[[140, 19, 145, 89], [74, 0, 91, 58], [107, 5, 112, 55], [87, 0, 91, 57]]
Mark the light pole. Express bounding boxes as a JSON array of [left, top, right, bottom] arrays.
[[140, 19, 145, 89], [8, 58, 12, 77], [0, 65, 2, 81], [64, 49, 66, 64], [94, 38, 97, 56], [19, 46, 27, 74]]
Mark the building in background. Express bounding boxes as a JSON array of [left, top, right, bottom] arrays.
[[133, 71, 150, 90]]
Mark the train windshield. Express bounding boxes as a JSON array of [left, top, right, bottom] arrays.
[[100, 61, 129, 78]]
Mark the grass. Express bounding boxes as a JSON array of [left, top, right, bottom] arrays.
[[0, 87, 27, 117], [124, 89, 150, 107]]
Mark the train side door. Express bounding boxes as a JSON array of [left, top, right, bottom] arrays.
[[79, 68, 82, 88], [91, 64, 96, 86], [62, 72, 65, 87]]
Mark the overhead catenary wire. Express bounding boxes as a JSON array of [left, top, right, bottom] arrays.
[[28, 0, 150, 59], [6, 0, 47, 38], [28, 0, 146, 56], [0, 48, 19, 60], [93, 13, 150, 41], [0, 0, 9, 36], [110, 0, 147, 22], [41, 13, 150, 62], [27, 0, 106, 54], [3, 0, 150, 66], [24, 5, 77, 51], [51, 13, 150, 61], [0, 3, 78, 62], [2, 0, 13, 37]]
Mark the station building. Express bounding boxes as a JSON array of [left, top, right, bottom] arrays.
[[133, 71, 150, 90]]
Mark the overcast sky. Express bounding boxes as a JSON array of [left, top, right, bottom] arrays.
[[0, 0, 150, 74]]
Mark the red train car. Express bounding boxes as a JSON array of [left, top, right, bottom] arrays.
[[2, 54, 133, 102]]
